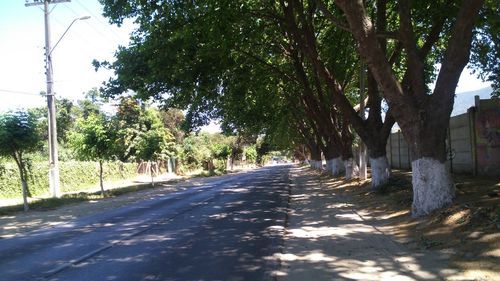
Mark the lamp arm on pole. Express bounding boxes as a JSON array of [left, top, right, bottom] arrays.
[[49, 16, 90, 57]]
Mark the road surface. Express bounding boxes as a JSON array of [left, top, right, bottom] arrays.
[[0, 165, 291, 281]]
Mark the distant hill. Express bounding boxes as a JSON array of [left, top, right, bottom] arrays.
[[452, 86, 493, 116]]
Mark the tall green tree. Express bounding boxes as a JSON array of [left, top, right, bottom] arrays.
[[0, 111, 41, 211], [111, 97, 145, 161], [134, 108, 176, 185], [69, 114, 115, 196]]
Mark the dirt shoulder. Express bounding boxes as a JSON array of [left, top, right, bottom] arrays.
[[317, 169, 499, 280]]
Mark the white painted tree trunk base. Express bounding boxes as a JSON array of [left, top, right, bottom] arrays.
[[370, 156, 391, 189], [326, 157, 344, 176], [344, 158, 359, 180], [309, 160, 321, 170], [411, 158, 455, 217], [313, 160, 323, 170], [21, 180, 29, 212]]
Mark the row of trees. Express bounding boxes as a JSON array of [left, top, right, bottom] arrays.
[[96, 0, 497, 217], [0, 90, 270, 211]]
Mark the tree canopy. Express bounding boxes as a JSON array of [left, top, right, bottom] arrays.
[[95, 0, 495, 216]]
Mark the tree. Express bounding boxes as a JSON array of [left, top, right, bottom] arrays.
[[331, 0, 485, 216], [159, 108, 186, 143], [134, 108, 175, 185], [0, 111, 41, 211], [75, 88, 104, 119], [70, 114, 115, 196]]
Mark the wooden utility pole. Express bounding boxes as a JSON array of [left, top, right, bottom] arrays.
[[25, 0, 71, 198]]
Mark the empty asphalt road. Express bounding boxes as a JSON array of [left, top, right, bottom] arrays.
[[0, 165, 291, 281]]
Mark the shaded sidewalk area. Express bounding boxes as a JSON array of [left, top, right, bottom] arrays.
[[277, 167, 459, 281]]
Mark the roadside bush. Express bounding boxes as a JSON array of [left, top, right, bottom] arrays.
[[0, 161, 137, 198], [244, 145, 257, 164]]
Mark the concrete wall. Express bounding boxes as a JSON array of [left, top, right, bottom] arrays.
[[387, 132, 411, 170], [473, 96, 500, 176], [448, 113, 474, 173], [386, 96, 500, 176]]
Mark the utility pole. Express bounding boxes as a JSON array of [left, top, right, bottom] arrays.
[[359, 61, 367, 180], [26, 0, 71, 198]]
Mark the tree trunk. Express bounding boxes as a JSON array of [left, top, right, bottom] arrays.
[[340, 126, 357, 180], [326, 157, 344, 176], [411, 158, 454, 217], [368, 141, 392, 189], [150, 161, 155, 187], [21, 180, 29, 212], [99, 160, 104, 196], [343, 158, 359, 180], [369, 156, 391, 188], [307, 140, 323, 171], [14, 155, 29, 211]]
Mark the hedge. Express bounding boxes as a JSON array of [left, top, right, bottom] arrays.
[[0, 161, 138, 199]]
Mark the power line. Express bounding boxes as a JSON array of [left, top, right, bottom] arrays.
[[74, 0, 127, 42], [52, 4, 108, 47], [0, 89, 43, 96], [63, 2, 124, 46]]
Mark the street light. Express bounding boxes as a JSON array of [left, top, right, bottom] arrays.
[[50, 16, 91, 57], [44, 10, 90, 198]]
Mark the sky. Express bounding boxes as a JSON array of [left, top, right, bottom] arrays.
[[0, 0, 134, 111], [0, 1, 492, 116]]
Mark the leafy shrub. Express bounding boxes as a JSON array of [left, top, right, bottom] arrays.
[[0, 161, 137, 198]]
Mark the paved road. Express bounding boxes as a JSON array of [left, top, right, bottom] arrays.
[[0, 165, 291, 281]]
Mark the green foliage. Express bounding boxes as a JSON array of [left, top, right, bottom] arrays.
[[178, 132, 240, 171], [0, 111, 41, 158], [70, 114, 115, 162], [75, 88, 105, 119], [210, 143, 231, 171], [0, 161, 137, 198], [469, 0, 499, 97], [28, 98, 76, 144], [134, 108, 176, 162], [135, 129, 174, 162], [244, 145, 257, 164], [211, 143, 231, 161], [159, 108, 186, 143]]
